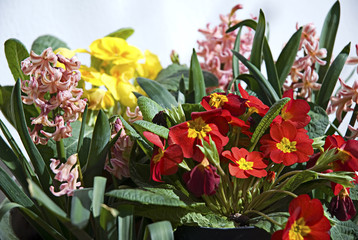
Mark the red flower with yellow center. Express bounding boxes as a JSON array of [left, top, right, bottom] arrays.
[[222, 148, 267, 178], [272, 194, 331, 240], [238, 84, 269, 116], [143, 131, 183, 182], [201, 92, 247, 117], [260, 121, 313, 166], [169, 109, 229, 162]]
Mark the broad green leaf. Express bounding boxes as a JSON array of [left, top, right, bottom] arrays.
[[4, 39, 29, 82], [144, 221, 173, 240], [315, 43, 350, 109], [137, 96, 164, 122], [232, 50, 279, 105], [0, 202, 66, 240], [251, 212, 289, 234], [92, 177, 107, 218], [188, 49, 206, 103], [249, 97, 290, 151], [132, 120, 169, 139], [83, 110, 110, 187], [137, 77, 178, 108], [305, 102, 329, 139], [31, 35, 69, 54], [317, 1, 340, 84], [99, 204, 119, 240], [276, 27, 303, 87], [331, 220, 358, 240], [106, 28, 134, 39], [70, 188, 93, 229], [11, 80, 53, 195], [117, 205, 134, 240], [118, 115, 153, 156], [250, 10, 266, 70]]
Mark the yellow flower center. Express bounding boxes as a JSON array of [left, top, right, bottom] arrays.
[[209, 93, 228, 108], [289, 218, 311, 240], [237, 157, 253, 170], [276, 137, 297, 153], [187, 117, 212, 139], [152, 148, 165, 164]]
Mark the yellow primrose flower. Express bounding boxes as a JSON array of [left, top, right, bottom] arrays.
[[80, 65, 104, 86], [116, 81, 138, 109], [54, 48, 76, 69], [89, 37, 143, 65], [110, 63, 136, 82], [136, 50, 162, 80], [84, 88, 115, 110]]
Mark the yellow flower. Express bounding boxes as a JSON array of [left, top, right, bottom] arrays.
[[54, 48, 76, 69], [116, 81, 138, 109], [80, 65, 104, 86], [84, 88, 115, 110], [110, 63, 136, 82], [89, 37, 143, 65], [136, 50, 162, 79]]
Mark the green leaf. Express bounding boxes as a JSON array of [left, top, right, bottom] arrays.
[[11, 80, 53, 194], [137, 96, 164, 122], [331, 220, 358, 240], [92, 177, 107, 218], [251, 212, 289, 234], [76, 106, 91, 166], [226, 19, 257, 33], [99, 204, 119, 240], [132, 120, 169, 139], [137, 77, 178, 108], [317, 1, 340, 84], [232, 50, 280, 105], [83, 110, 110, 187], [144, 221, 174, 240], [305, 102, 329, 139], [188, 49, 206, 103], [4, 39, 29, 82], [232, 27, 243, 80], [31, 35, 69, 54], [117, 205, 134, 240], [249, 97, 290, 151], [250, 10, 266, 70], [275, 27, 303, 87], [70, 188, 93, 229], [315, 43, 350, 109], [263, 39, 281, 98], [106, 28, 134, 39]]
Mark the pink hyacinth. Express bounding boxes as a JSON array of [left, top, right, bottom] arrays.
[[104, 118, 133, 179], [49, 153, 83, 196], [126, 106, 143, 123], [284, 23, 327, 100], [21, 47, 86, 144], [346, 44, 358, 73], [197, 4, 254, 91]]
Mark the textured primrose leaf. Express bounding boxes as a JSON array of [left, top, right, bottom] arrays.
[[331, 220, 358, 240], [305, 102, 329, 139], [132, 120, 169, 139], [137, 96, 164, 122], [251, 212, 289, 235], [31, 35, 69, 54], [106, 27, 135, 39], [4, 39, 29, 82]]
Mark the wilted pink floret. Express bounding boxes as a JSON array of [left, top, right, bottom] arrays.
[[50, 154, 82, 197], [105, 118, 133, 179], [197, 5, 254, 90], [21, 47, 87, 144], [346, 44, 358, 73], [126, 106, 143, 123]]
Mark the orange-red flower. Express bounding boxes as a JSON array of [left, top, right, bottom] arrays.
[[274, 89, 311, 128], [182, 158, 220, 197], [222, 147, 267, 178], [238, 84, 269, 116], [169, 109, 229, 162], [260, 121, 313, 166], [272, 194, 331, 240], [143, 131, 183, 182], [201, 92, 247, 117]]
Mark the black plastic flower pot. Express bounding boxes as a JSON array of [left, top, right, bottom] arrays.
[[174, 225, 271, 240]]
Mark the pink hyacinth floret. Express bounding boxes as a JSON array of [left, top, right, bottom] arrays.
[[346, 44, 358, 73], [50, 153, 83, 197], [126, 106, 143, 123], [21, 47, 87, 144], [197, 4, 254, 91], [104, 118, 133, 179], [284, 23, 327, 100]]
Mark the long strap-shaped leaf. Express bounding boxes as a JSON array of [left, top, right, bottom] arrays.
[[250, 10, 266, 70], [10, 80, 53, 194], [317, 1, 340, 84], [232, 50, 280, 105], [249, 97, 290, 151], [144, 221, 174, 240], [188, 49, 206, 103], [276, 27, 303, 87], [315, 43, 350, 109]]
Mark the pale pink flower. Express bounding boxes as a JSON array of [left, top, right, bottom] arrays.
[[292, 67, 321, 100], [126, 106, 143, 123], [49, 153, 82, 197], [346, 44, 358, 73], [347, 124, 358, 139], [21, 48, 57, 76], [28, 125, 48, 145], [105, 118, 133, 179], [41, 116, 72, 141], [327, 79, 358, 122], [197, 5, 254, 90]]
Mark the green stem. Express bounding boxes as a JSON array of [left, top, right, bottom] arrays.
[[244, 210, 284, 228], [56, 139, 66, 161], [275, 170, 301, 184]]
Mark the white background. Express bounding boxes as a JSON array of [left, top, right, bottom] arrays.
[[0, 0, 357, 161]]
